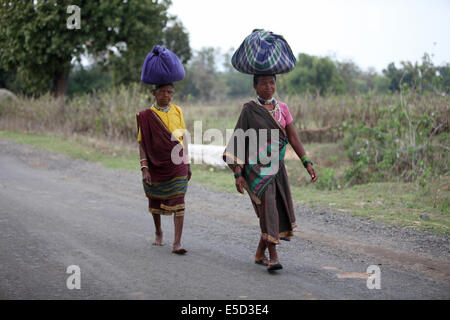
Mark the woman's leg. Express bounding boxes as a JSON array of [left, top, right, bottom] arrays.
[[267, 243, 280, 265], [172, 215, 187, 254], [152, 213, 164, 246], [255, 236, 268, 262], [267, 243, 282, 271]]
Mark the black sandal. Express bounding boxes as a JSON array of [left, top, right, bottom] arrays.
[[172, 248, 187, 255], [267, 262, 283, 271], [255, 257, 270, 266]]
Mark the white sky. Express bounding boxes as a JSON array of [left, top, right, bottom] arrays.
[[168, 0, 450, 72]]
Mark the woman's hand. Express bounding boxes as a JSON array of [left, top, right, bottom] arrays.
[[187, 165, 192, 181], [142, 168, 152, 186], [306, 163, 318, 182], [235, 176, 245, 194]]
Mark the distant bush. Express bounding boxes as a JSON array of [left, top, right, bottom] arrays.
[[341, 90, 449, 185], [314, 167, 339, 191], [0, 83, 148, 141]]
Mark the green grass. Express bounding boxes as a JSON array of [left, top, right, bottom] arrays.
[[1, 129, 448, 235], [190, 165, 236, 193], [0, 130, 140, 171]]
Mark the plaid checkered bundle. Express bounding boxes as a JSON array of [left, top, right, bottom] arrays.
[[231, 29, 296, 75]]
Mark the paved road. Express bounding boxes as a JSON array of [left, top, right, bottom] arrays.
[[1, 138, 449, 299]]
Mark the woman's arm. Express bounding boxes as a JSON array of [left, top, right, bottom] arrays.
[[139, 141, 152, 185], [234, 165, 245, 194], [137, 114, 152, 185], [285, 122, 318, 182]]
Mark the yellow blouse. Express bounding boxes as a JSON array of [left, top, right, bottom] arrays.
[[137, 104, 186, 144]]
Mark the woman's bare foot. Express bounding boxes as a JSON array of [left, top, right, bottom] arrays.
[[152, 231, 164, 246], [172, 216, 185, 253], [151, 214, 164, 246]]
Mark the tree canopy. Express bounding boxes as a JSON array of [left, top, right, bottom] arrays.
[[382, 53, 449, 93], [279, 53, 346, 96], [1, 1, 447, 100], [0, 0, 181, 96]]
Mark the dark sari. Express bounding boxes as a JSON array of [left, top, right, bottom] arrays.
[[137, 109, 188, 217], [223, 101, 297, 245]]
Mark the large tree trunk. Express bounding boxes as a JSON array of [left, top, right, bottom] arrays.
[[52, 68, 71, 98]]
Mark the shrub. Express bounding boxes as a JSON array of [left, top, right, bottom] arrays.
[[314, 167, 339, 190], [341, 91, 449, 185]]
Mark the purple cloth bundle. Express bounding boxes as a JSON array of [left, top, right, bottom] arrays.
[[141, 45, 185, 85]]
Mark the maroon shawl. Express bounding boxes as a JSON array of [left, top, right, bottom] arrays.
[[137, 109, 188, 183]]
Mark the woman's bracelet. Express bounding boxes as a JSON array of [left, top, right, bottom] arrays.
[[140, 157, 149, 168], [300, 155, 313, 168]]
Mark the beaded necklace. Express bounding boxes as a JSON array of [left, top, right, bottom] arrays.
[[256, 96, 281, 122], [152, 103, 171, 113], [152, 103, 172, 129]]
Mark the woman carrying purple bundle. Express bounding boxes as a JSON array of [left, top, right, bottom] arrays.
[[137, 46, 191, 254]]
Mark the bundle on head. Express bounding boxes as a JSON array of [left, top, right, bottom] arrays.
[[141, 45, 185, 85], [232, 29, 296, 75]]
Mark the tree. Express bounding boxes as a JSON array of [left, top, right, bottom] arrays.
[[66, 64, 111, 97], [0, 68, 20, 92], [437, 63, 450, 93], [160, 18, 192, 98], [103, 0, 177, 87], [336, 60, 362, 94], [223, 72, 253, 98], [382, 53, 448, 93], [382, 62, 403, 92], [163, 19, 191, 65], [371, 75, 390, 93], [0, 0, 172, 97], [279, 53, 346, 96], [185, 47, 223, 101], [221, 48, 252, 98]]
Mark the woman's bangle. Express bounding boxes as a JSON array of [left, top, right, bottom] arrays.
[[140, 158, 147, 163], [141, 165, 149, 171], [234, 171, 243, 179], [300, 155, 313, 168]]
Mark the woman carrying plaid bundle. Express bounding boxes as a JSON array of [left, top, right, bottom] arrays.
[[224, 30, 318, 271]]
